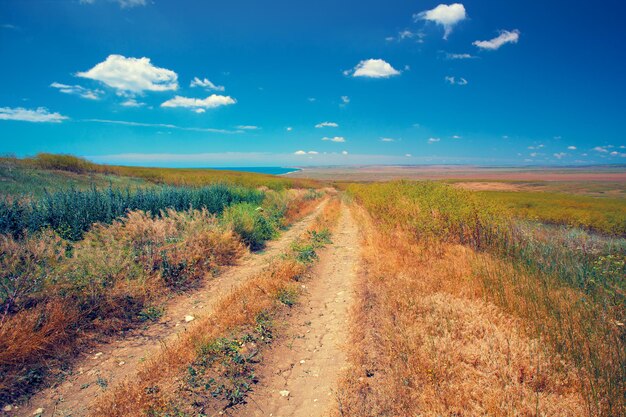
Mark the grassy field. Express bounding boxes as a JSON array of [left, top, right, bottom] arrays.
[[1, 154, 318, 195], [0, 163, 324, 404], [478, 190, 626, 235], [341, 181, 625, 416]]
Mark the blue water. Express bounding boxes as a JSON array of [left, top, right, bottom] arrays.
[[206, 167, 301, 175]]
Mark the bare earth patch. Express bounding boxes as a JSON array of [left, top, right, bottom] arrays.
[[230, 202, 360, 417]]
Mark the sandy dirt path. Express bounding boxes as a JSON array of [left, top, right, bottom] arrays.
[[229, 201, 360, 417], [15, 201, 328, 417]]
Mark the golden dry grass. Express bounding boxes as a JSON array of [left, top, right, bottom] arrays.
[[334, 206, 587, 417], [90, 197, 341, 416]]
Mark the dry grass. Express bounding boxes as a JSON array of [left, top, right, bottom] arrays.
[[334, 206, 587, 417], [90, 197, 341, 416], [0, 190, 324, 405]]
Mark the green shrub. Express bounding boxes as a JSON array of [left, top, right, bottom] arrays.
[[222, 203, 277, 250]]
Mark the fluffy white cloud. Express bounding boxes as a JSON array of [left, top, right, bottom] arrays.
[[322, 136, 346, 143], [445, 76, 468, 85], [473, 30, 520, 50], [315, 121, 338, 128], [286, 127, 293, 131], [405, 153, 412, 157], [237, 125, 259, 130], [415, 3, 467, 39], [294, 150, 306, 155], [50, 82, 104, 100], [161, 95, 236, 112], [342, 151, 348, 155], [428, 137, 441, 143], [190, 77, 225, 92], [567, 146, 577, 150], [341, 96, 350, 105], [593, 146, 609, 153], [0, 107, 68, 123], [347, 59, 401, 78], [77, 54, 178, 94], [452, 135, 462, 139], [308, 151, 319, 155], [553, 152, 567, 159], [381, 137, 395, 142]]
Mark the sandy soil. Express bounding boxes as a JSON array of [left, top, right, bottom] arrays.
[[454, 181, 523, 191], [12, 201, 328, 417], [229, 202, 360, 417]]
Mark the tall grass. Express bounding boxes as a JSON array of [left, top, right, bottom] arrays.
[[0, 188, 323, 405], [346, 181, 625, 416], [0, 184, 263, 240]]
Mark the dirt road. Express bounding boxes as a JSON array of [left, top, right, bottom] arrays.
[[230, 202, 360, 417], [15, 201, 328, 417]]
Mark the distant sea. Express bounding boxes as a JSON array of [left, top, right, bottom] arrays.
[[207, 167, 301, 175]]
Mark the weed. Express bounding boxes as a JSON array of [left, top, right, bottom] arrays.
[[276, 287, 298, 307]]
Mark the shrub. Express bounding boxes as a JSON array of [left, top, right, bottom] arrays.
[[222, 203, 277, 250]]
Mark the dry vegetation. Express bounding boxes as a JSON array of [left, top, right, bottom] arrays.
[[0, 185, 323, 406], [90, 197, 341, 416], [337, 181, 624, 416]]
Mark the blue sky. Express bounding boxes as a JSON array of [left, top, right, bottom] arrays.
[[1, 0, 625, 167]]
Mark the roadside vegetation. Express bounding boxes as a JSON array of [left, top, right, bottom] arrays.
[[92, 197, 341, 416], [0, 180, 324, 405], [340, 181, 625, 416]]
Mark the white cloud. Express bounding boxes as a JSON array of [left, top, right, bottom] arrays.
[[452, 135, 462, 139], [161, 95, 236, 112], [530, 152, 538, 157], [0, 107, 68, 123], [77, 54, 178, 95], [294, 150, 306, 155], [236, 125, 259, 130], [553, 152, 567, 159], [567, 146, 577, 150], [322, 136, 346, 143], [121, 98, 145, 107], [473, 30, 520, 50], [286, 127, 293, 131], [347, 59, 401, 78], [428, 137, 441, 143], [308, 151, 319, 155], [195, 109, 206, 114], [190, 77, 225, 92], [315, 121, 338, 128], [415, 3, 467, 39], [341, 96, 350, 105], [381, 137, 396, 142], [405, 153, 412, 157], [391, 30, 425, 43], [342, 151, 348, 155], [50, 82, 104, 100], [307, 97, 316, 102], [84, 118, 240, 134], [294, 150, 319, 155], [446, 53, 474, 60], [81, 0, 146, 8], [445, 76, 468, 85], [593, 146, 609, 153]]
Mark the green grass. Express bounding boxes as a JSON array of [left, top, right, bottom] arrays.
[[0, 159, 149, 197], [1, 154, 319, 194], [479, 190, 626, 235]]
